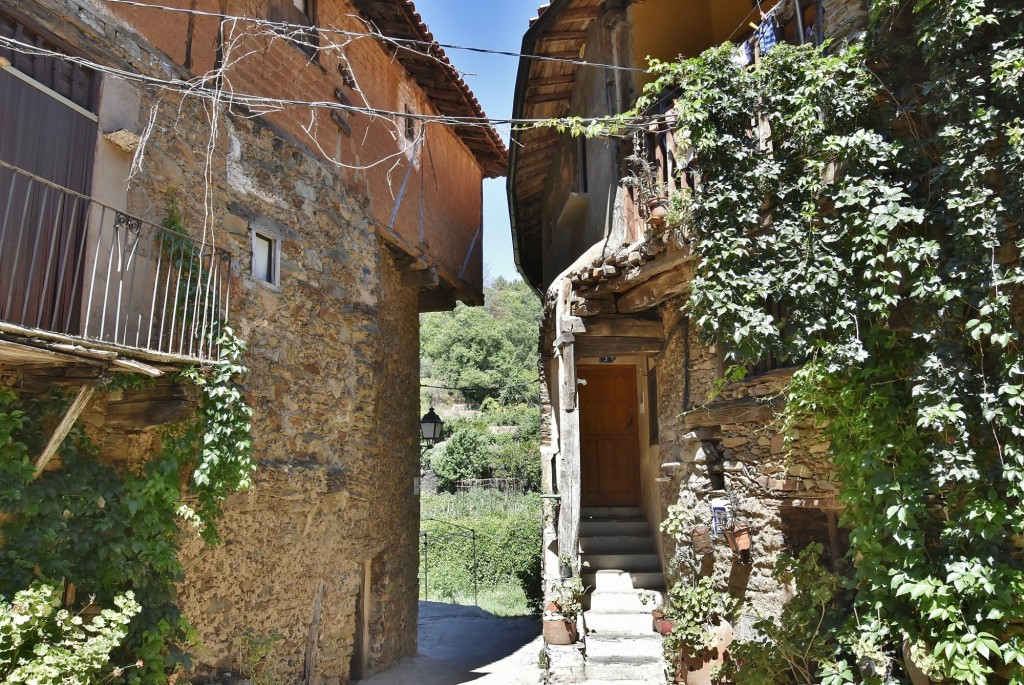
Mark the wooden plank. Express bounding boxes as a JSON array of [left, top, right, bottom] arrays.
[[111, 357, 164, 378], [616, 268, 693, 313], [683, 397, 783, 429], [0, 338, 92, 366], [576, 336, 664, 357], [550, 6, 601, 23], [33, 384, 95, 479]]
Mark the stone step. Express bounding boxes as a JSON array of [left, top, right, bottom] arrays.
[[584, 610, 656, 636], [580, 534, 658, 554], [582, 552, 661, 571], [585, 589, 663, 613], [581, 506, 644, 518], [584, 569, 666, 593], [585, 655, 665, 682], [580, 519, 651, 536]]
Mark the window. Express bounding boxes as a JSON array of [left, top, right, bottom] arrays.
[[251, 229, 280, 287], [267, 0, 318, 57], [403, 105, 418, 142]]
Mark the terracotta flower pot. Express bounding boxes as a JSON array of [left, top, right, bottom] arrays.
[[543, 618, 578, 645], [674, 619, 734, 684], [691, 525, 714, 556], [647, 197, 669, 227]]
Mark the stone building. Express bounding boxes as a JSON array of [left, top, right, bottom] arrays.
[[507, 0, 865, 680], [0, 0, 504, 681]]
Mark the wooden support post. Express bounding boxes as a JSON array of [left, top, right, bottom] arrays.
[[554, 278, 581, 575], [32, 384, 95, 480]]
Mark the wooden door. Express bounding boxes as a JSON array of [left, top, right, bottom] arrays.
[[579, 364, 641, 507], [0, 14, 97, 334]]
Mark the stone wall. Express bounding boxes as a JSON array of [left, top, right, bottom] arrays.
[[654, 303, 838, 632], [0, 0, 469, 681]]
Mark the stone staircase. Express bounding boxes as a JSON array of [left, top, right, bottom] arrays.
[[579, 506, 667, 684]]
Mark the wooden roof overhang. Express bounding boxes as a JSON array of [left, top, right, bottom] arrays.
[[353, 0, 508, 178], [507, 0, 604, 291]]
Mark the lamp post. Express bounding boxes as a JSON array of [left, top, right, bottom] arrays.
[[420, 407, 444, 456]]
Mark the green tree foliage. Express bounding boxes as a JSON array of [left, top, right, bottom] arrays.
[[431, 420, 493, 492], [429, 407, 542, 493], [421, 278, 540, 405], [635, 0, 1024, 679]]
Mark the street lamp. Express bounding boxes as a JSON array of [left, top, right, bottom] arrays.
[[420, 407, 444, 447]]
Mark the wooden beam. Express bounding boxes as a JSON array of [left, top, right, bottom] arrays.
[[580, 249, 694, 298], [530, 74, 577, 87], [33, 384, 95, 479], [538, 30, 589, 42], [616, 268, 693, 314], [527, 91, 574, 105], [683, 397, 783, 429], [579, 316, 664, 338], [401, 266, 440, 289], [576, 336, 664, 358]]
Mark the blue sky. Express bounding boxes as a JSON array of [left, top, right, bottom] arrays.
[[411, 0, 543, 283]]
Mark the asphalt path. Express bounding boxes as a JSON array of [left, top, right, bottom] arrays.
[[359, 601, 543, 685]]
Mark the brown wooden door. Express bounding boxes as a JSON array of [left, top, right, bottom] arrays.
[[0, 15, 97, 334], [579, 364, 641, 507]]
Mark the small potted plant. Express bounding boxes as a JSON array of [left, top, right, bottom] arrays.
[[661, 576, 738, 684], [621, 134, 668, 229], [639, 590, 674, 635], [543, 577, 584, 645]]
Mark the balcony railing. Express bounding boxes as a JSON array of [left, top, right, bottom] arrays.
[[0, 159, 231, 362]]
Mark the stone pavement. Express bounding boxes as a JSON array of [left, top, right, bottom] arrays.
[[359, 601, 543, 685]]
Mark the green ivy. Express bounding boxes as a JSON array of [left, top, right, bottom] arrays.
[[625, 1, 1023, 681], [0, 327, 255, 681]]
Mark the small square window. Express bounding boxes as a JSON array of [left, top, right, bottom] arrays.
[[251, 229, 280, 287]]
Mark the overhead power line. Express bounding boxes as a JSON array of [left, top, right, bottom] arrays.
[[0, 34, 659, 134], [98, 0, 652, 74]]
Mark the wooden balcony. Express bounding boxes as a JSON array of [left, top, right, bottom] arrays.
[[0, 159, 231, 367]]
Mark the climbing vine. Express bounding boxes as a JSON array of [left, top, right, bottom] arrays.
[[630, 0, 1024, 682], [0, 328, 255, 682]]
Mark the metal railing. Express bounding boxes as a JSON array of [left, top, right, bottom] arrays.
[[0, 159, 231, 361], [419, 518, 478, 607]]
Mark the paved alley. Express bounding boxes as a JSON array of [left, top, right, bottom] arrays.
[[359, 601, 543, 685]]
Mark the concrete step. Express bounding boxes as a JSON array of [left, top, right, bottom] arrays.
[[586, 589, 663, 613], [581, 506, 644, 518], [585, 655, 665, 682], [584, 569, 666, 593], [582, 552, 661, 571], [580, 519, 651, 536], [586, 633, 665, 660], [580, 534, 658, 554], [584, 610, 656, 636]]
